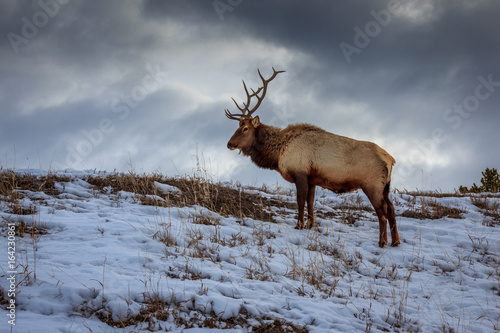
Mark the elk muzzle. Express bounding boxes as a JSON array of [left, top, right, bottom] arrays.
[[227, 141, 237, 150]]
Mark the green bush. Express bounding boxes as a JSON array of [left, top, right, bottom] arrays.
[[460, 168, 500, 193]]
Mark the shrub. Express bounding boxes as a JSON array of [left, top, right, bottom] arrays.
[[459, 168, 500, 193]]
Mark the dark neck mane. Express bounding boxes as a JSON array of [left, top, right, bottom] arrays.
[[241, 124, 283, 171], [240, 122, 323, 171]]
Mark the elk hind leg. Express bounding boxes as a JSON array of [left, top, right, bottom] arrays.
[[363, 185, 389, 248], [384, 182, 400, 246]]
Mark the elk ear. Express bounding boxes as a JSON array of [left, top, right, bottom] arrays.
[[251, 116, 260, 128]]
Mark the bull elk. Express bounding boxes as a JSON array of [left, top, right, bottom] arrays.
[[225, 68, 400, 247]]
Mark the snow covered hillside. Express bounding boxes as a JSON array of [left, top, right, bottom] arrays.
[[1, 170, 499, 332]]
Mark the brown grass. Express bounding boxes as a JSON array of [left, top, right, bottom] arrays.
[[0, 171, 69, 196], [78, 292, 309, 332], [399, 189, 500, 198], [13, 219, 48, 238], [401, 198, 464, 220], [316, 195, 373, 226], [0, 286, 9, 308], [0, 171, 71, 237], [85, 173, 281, 222], [471, 197, 500, 226], [0, 171, 72, 215], [253, 318, 309, 333]]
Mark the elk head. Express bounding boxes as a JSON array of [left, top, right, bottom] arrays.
[[226, 67, 285, 152]]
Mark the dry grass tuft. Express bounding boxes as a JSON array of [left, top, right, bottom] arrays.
[[0, 286, 9, 308], [399, 189, 500, 198], [471, 197, 500, 226], [86, 173, 279, 222], [316, 195, 373, 226], [164, 176, 280, 222], [0, 171, 70, 237], [0, 171, 70, 215], [13, 219, 48, 238], [401, 198, 464, 220], [253, 318, 309, 332], [77, 291, 309, 331], [0, 171, 69, 196]]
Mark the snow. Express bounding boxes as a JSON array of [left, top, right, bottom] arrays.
[[0, 170, 499, 332], [154, 181, 182, 195]]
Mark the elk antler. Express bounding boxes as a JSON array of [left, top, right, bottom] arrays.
[[225, 67, 285, 121]]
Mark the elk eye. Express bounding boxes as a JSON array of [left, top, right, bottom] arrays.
[[242, 127, 248, 133]]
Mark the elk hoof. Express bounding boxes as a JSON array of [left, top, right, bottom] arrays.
[[391, 239, 401, 247], [294, 223, 304, 230], [306, 217, 316, 229], [378, 240, 387, 248]]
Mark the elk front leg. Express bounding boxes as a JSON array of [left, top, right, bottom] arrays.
[[294, 174, 309, 230], [306, 183, 316, 229]]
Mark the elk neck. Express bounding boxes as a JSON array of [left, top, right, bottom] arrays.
[[241, 123, 283, 171]]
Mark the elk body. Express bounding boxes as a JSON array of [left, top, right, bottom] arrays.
[[226, 69, 400, 247]]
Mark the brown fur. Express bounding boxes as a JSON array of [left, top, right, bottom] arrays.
[[228, 117, 400, 248], [240, 123, 321, 171]]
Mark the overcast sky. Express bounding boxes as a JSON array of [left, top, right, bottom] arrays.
[[1, 0, 499, 191]]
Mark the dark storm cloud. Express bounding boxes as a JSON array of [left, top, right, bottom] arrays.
[[1, 0, 499, 190]]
